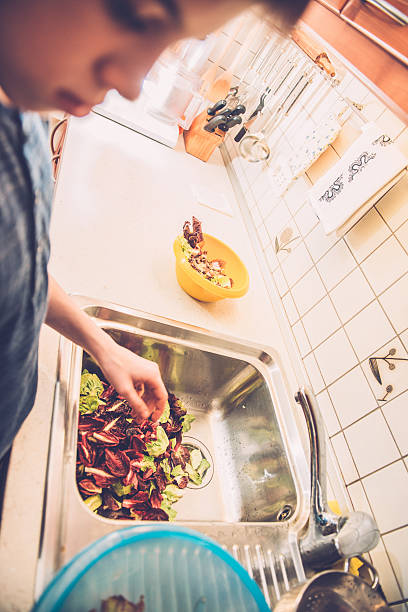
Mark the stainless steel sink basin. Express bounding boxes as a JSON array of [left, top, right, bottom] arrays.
[[36, 297, 310, 608]]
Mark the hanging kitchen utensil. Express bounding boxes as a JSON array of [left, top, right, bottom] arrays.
[[274, 556, 391, 612], [207, 19, 264, 103], [234, 87, 271, 141], [234, 49, 298, 142], [239, 66, 312, 162], [200, 16, 245, 98]]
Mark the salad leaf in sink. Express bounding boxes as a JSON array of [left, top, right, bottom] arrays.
[[79, 369, 105, 415], [77, 370, 208, 521]]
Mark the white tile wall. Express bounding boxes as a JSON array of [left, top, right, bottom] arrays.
[[291, 267, 326, 317], [316, 241, 356, 291], [382, 391, 408, 456], [303, 352, 325, 394], [344, 410, 400, 477], [363, 462, 408, 533], [330, 433, 359, 484], [383, 527, 408, 599], [379, 274, 408, 334], [225, 24, 408, 604], [292, 320, 311, 357], [345, 301, 395, 361], [376, 174, 408, 231], [345, 208, 391, 263], [330, 267, 375, 324], [316, 390, 340, 436], [360, 235, 408, 295], [328, 365, 377, 428], [314, 329, 357, 386], [302, 296, 341, 348]]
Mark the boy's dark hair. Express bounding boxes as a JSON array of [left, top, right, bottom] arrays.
[[106, 0, 308, 33], [261, 0, 309, 31]]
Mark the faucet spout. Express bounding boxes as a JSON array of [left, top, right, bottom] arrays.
[[295, 388, 379, 570]]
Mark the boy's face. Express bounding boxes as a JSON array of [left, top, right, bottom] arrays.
[[0, 0, 249, 116]]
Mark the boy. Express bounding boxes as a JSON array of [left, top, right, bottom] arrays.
[[0, 0, 306, 465]]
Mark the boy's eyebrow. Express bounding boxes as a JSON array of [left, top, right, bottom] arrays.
[[105, 0, 180, 31]]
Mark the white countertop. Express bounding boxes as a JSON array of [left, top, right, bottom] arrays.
[[0, 112, 302, 611]]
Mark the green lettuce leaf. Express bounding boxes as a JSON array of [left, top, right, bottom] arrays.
[[181, 414, 195, 433], [171, 464, 184, 478], [84, 494, 102, 512], [190, 449, 202, 470], [79, 395, 101, 415], [197, 458, 210, 478], [112, 481, 132, 497], [160, 458, 173, 481], [163, 484, 183, 503], [79, 370, 105, 414], [178, 235, 194, 258], [132, 455, 156, 472], [159, 401, 170, 423], [80, 370, 104, 397], [161, 500, 177, 521], [185, 463, 202, 486], [145, 426, 169, 457]]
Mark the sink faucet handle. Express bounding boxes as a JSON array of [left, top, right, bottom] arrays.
[[335, 511, 380, 559]]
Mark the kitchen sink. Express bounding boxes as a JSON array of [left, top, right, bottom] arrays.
[[36, 297, 310, 608]]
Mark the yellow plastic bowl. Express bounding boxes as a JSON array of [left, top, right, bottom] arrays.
[[173, 233, 249, 302]]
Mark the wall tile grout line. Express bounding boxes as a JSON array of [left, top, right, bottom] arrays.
[[381, 522, 408, 538], [345, 456, 408, 487]]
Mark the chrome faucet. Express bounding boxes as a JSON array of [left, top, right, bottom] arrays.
[[295, 388, 380, 570]]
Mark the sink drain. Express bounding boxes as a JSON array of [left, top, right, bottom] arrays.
[[183, 436, 214, 490], [277, 504, 293, 521]]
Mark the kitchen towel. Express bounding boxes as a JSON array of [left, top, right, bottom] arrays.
[[308, 122, 408, 236]]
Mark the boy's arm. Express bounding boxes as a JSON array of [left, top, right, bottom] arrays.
[[45, 274, 167, 421]]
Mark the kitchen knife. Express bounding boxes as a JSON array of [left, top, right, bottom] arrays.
[[207, 99, 227, 115], [218, 115, 243, 132]]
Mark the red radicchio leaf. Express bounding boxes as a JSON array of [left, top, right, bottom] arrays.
[[131, 436, 147, 453], [154, 471, 167, 492], [173, 430, 182, 453], [150, 489, 162, 509], [93, 431, 120, 445], [104, 449, 130, 477], [137, 479, 150, 491], [141, 468, 154, 480], [176, 476, 189, 489], [123, 467, 136, 487], [85, 467, 116, 480], [141, 508, 169, 521], [122, 492, 150, 509], [102, 417, 120, 433], [102, 491, 122, 511], [78, 479, 102, 495], [78, 442, 95, 467], [100, 385, 116, 402]]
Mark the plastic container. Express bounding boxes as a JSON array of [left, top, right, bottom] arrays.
[[33, 526, 269, 612], [173, 233, 249, 302]]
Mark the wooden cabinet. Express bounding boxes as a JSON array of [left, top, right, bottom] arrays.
[[316, 0, 348, 14], [299, 0, 408, 121], [341, 0, 408, 63]]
